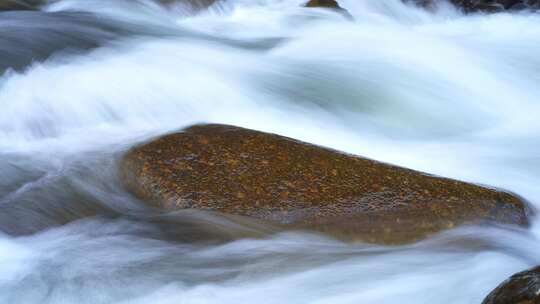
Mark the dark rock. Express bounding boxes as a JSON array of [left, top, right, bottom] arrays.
[[305, 0, 341, 9], [304, 0, 353, 19], [405, 0, 539, 12], [120, 124, 531, 244], [482, 266, 540, 304]]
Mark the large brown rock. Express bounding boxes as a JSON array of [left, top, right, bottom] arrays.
[[482, 266, 540, 304], [120, 124, 531, 244]]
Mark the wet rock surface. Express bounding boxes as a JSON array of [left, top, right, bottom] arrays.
[[121, 124, 531, 244], [406, 0, 540, 12], [304, 0, 353, 19], [482, 266, 540, 304], [305, 0, 342, 9]]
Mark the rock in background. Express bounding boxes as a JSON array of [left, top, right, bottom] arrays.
[[303, 0, 353, 19], [405, 0, 539, 12]]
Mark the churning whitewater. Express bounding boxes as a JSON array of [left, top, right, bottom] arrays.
[[1, 0, 540, 303]]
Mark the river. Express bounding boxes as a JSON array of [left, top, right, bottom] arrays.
[[1, 0, 539, 303]]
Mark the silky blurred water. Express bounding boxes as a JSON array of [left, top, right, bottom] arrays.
[[0, 0, 539, 303]]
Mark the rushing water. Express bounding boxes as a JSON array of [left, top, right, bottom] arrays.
[[1, 0, 540, 303]]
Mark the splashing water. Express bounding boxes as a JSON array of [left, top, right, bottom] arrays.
[[1, 0, 540, 303]]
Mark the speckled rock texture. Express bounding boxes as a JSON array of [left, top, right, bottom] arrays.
[[121, 124, 531, 244], [405, 0, 540, 12], [482, 266, 540, 304]]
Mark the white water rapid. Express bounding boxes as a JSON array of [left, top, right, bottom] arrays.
[[1, 0, 539, 303]]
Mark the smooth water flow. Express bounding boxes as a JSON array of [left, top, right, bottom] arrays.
[[1, 0, 540, 303]]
